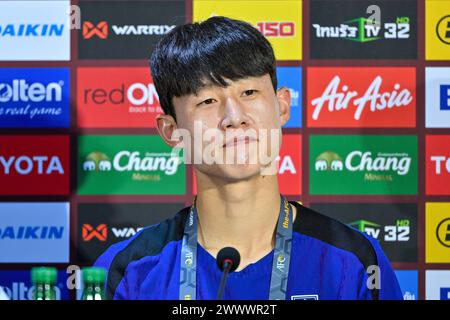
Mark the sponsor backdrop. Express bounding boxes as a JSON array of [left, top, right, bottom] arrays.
[[0, 0, 448, 300]]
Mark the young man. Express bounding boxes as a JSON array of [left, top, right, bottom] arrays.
[[95, 16, 403, 300]]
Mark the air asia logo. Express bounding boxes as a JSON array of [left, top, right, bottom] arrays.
[[314, 150, 412, 177], [82, 21, 108, 39], [436, 15, 450, 45], [441, 85, 450, 110], [309, 135, 417, 195], [350, 219, 410, 242], [0, 226, 64, 239], [77, 68, 161, 128], [312, 17, 410, 42], [82, 20, 174, 39], [82, 151, 179, 175], [0, 136, 69, 195], [436, 218, 450, 248], [426, 135, 450, 195], [256, 22, 295, 37], [82, 224, 107, 242], [0, 24, 65, 37], [307, 68, 416, 127]]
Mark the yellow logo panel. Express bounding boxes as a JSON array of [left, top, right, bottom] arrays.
[[426, 0, 450, 60], [193, 0, 302, 61], [426, 203, 450, 263]]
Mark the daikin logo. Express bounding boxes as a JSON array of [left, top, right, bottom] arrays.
[[82, 151, 180, 175], [0, 24, 65, 37], [315, 151, 411, 175], [0, 80, 64, 103], [0, 226, 65, 239]]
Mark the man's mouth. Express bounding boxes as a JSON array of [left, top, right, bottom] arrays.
[[223, 136, 258, 148]]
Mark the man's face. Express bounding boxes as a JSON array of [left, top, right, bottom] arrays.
[[167, 74, 291, 182]]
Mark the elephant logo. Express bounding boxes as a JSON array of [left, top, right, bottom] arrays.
[[315, 151, 343, 171], [82, 152, 111, 172]]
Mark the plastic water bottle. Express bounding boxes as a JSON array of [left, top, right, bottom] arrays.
[[31, 267, 57, 300], [82, 267, 106, 300]]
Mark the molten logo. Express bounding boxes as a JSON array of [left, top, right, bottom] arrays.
[[82, 21, 108, 39], [82, 224, 107, 242]]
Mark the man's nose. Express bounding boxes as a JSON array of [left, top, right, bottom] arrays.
[[219, 98, 251, 129]]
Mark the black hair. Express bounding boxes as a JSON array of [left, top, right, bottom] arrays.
[[149, 16, 277, 121]]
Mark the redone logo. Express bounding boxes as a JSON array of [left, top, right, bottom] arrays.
[[307, 67, 416, 128], [77, 67, 162, 128], [83, 82, 159, 108]]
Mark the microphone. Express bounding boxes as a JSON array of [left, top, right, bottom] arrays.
[[216, 247, 240, 300]]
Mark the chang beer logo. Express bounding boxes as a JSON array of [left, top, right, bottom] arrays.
[[82, 150, 180, 176], [315, 151, 343, 171], [315, 150, 412, 179], [82, 152, 111, 172]]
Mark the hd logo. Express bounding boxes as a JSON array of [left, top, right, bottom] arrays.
[[349, 219, 410, 242], [312, 16, 410, 42], [310, 0, 417, 59]]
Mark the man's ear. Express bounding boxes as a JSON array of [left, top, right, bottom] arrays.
[[156, 114, 179, 148], [276, 86, 291, 126]]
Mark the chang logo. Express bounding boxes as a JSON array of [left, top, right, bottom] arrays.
[[315, 151, 343, 171], [315, 151, 411, 176], [82, 152, 112, 172], [83, 150, 180, 175]]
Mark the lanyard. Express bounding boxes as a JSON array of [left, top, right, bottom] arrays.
[[179, 195, 293, 300]]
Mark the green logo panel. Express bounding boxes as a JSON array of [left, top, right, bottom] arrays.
[[77, 135, 185, 195], [309, 135, 417, 195]]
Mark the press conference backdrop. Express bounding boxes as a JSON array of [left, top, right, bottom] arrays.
[[0, 0, 449, 300]]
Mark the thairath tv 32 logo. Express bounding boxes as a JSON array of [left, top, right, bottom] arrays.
[[312, 16, 410, 42]]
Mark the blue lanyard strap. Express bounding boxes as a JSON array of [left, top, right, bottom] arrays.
[[179, 195, 293, 300]]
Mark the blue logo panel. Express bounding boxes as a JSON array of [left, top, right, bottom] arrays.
[[395, 270, 418, 300], [0, 270, 69, 300], [0, 68, 70, 128], [276, 67, 302, 128], [0, 203, 70, 263]]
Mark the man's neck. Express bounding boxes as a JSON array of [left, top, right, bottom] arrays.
[[194, 170, 290, 271]]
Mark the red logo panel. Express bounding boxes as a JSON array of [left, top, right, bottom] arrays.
[[307, 67, 416, 128], [77, 67, 163, 128], [0, 135, 69, 195], [426, 135, 450, 195]]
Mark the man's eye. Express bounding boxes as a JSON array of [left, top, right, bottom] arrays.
[[199, 98, 215, 106], [242, 89, 257, 96]]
